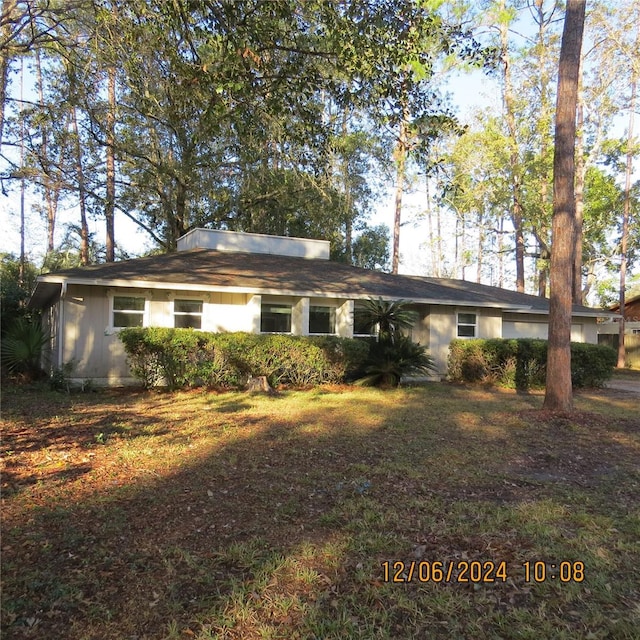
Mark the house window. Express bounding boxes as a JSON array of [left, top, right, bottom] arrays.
[[261, 303, 292, 333], [353, 306, 376, 337], [457, 312, 477, 338], [112, 296, 146, 328], [174, 299, 203, 329], [309, 306, 336, 334]]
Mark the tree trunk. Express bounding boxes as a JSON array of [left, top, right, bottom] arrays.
[[476, 211, 484, 283], [573, 63, 585, 303], [497, 214, 504, 288], [341, 110, 353, 264], [425, 173, 436, 276], [392, 113, 408, 275], [500, 10, 526, 293], [543, 0, 586, 413], [532, 0, 554, 300], [35, 49, 59, 255], [0, 0, 17, 153], [18, 56, 25, 287], [537, 242, 550, 297], [436, 190, 443, 278], [105, 64, 116, 262], [72, 107, 90, 265], [618, 72, 636, 368]]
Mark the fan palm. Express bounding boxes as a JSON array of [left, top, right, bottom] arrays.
[[359, 298, 417, 344], [1, 318, 49, 379], [357, 335, 436, 388]]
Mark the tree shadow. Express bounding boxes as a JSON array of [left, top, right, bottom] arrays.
[[2, 385, 639, 639]]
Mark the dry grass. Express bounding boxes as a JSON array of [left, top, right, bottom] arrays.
[[2, 382, 639, 639]]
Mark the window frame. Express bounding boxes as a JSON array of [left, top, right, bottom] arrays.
[[109, 293, 149, 330], [260, 302, 293, 334], [456, 311, 478, 338], [352, 305, 377, 338], [172, 297, 204, 330], [308, 304, 337, 335]]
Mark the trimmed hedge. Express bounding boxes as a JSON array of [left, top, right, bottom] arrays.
[[119, 328, 369, 390], [448, 338, 616, 390]]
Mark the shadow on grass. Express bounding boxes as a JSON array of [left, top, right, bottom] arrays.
[[1, 385, 639, 639]]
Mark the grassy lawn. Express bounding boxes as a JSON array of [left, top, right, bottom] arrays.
[[612, 368, 640, 380], [2, 382, 639, 639]]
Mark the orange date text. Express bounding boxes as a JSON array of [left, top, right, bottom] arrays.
[[381, 560, 508, 584]]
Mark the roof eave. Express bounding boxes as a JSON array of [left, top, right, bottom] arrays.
[[31, 275, 538, 311], [28, 280, 63, 309]]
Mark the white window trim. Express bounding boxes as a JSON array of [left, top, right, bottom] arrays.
[[171, 297, 205, 330], [456, 310, 478, 339], [107, 291, 150, 331], [352, 306, 377, 338], [260, 302, 293, 334], [308, 304, 337, 336]]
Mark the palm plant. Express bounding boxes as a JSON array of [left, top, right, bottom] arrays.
[[359, 297, 417, 344], [357, 335, 436, 388], [1, 318, 49, 380], [356, 298, 435, 388]]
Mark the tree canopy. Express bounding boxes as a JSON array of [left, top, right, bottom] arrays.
[[0, 0, 637, 305]]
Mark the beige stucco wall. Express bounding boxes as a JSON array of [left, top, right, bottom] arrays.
[[502, 313, 599, 344], [55, 284, 602, 386], [61, 285, 258, 384], [428, 306, 456, 376], [426, 307, 503, 376], [61, 285, 128, 383]]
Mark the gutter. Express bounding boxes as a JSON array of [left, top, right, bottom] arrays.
[[34, 275, 536, 313], [58, 281, 67, 370], [32, 275, 612, 320]]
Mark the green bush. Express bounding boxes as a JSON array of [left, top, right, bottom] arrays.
[[570, 342, 618, 388], [119, 329, 368, 390], [357, 335, 436, 388], [1, 318, 49, 380], [448, 338, 615, 390]]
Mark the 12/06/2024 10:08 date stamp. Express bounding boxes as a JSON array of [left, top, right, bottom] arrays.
[[381, 560, 585, 584]]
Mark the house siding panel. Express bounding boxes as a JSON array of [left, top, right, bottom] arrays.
[[337, 300, 353, 338], [62, 286, 260, 384], [205, 292, 253, 333], [429, 306, 456, 376], [62, 285, 132, 383], [502, 313, 597, 344], [479, 310, 502, 339]]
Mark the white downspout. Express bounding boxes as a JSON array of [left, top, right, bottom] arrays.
[[58, 281, 67, 369]]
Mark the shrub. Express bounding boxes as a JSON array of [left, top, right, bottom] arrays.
[[50, 361, 75, 392], [1, 318, 49, 380], [570, 342, 617, 388], [448, 338, 615, 390], [119, 329, 368, 390], [119, 327, 166, 388], [357, 335, 436, 388]]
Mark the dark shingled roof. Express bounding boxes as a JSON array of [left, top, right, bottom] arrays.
[[31, 249, 606, 316]]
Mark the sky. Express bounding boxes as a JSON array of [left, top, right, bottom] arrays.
[[1, 6, 636, 298], [1, 67, 501, 273], [376, 69, 503, 278]]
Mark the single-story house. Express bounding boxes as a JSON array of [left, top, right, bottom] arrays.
[[29, 229, 611, 386], [598, 294, 640, 336]]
